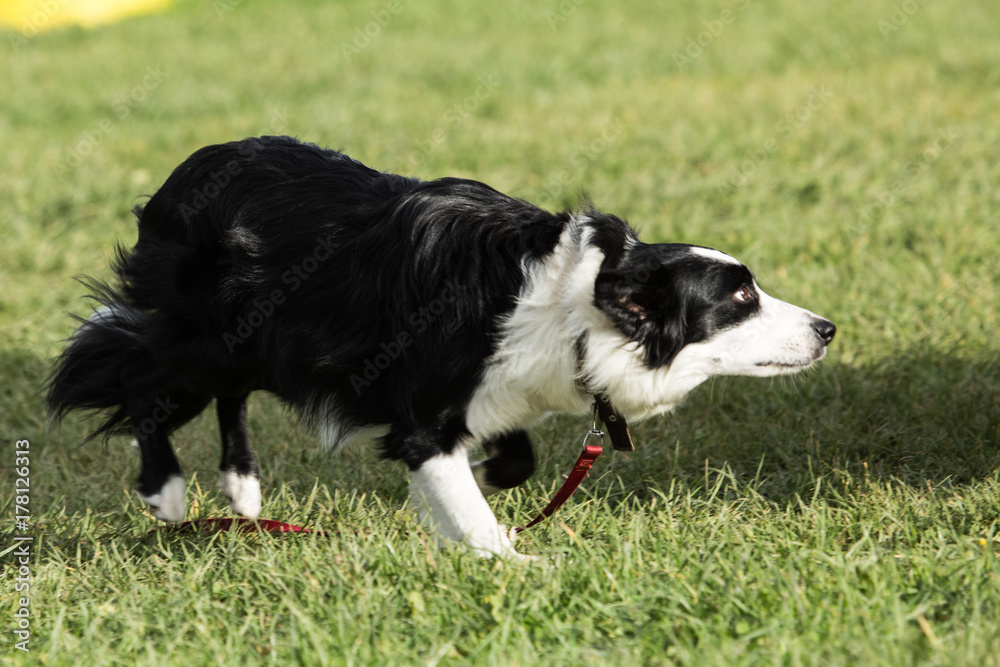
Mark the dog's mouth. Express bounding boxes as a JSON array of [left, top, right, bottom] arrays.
[[755, 361, 813, 370], [755, 347, 827, 370]]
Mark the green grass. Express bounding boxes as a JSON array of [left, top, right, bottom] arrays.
[[2, 0, 999, 664]]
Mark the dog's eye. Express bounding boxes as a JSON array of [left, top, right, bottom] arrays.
[[734, 285, 755, 303]]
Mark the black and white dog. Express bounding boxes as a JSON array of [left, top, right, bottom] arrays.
[[48, 136, 835, 557]]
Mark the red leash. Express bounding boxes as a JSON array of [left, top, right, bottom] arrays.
[[513, 428, 604, 534], [150, 517, 325, 535]]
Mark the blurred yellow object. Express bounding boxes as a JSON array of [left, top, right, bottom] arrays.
[[0, 0, 172, 31]]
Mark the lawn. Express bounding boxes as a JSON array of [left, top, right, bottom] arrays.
[[1, 0, 999, 664]]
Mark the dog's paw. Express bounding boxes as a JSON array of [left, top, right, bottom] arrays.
[[464, 524, 535, 561], [219, 470, 262, 519], [138, 474, 186, 522], [502, 526, 541, 561]]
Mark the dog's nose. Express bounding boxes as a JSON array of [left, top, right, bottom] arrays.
[[813, 318, 836, 345]]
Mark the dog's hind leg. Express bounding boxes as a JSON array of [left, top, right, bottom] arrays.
[[133, 426, 186, 522], [470, 430, 535, 496], [216, 394, 262, 519], [130, 390, 211, 522]]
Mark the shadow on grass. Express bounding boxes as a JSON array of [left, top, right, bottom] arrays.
[[616, 348, 1000, 502]]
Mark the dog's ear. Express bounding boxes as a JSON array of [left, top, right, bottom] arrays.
[[594, 269, 656, 322], [594, 267, 686, 367]]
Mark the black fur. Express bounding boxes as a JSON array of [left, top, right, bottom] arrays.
[[48, 136, 605, 476], [476, 431, 536, 491]]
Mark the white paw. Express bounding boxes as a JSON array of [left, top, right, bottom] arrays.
[[219, 470, 262, 519], [466, 523, 521, 559], [489, 526, 539, 561], [138, 474, 186, 522]]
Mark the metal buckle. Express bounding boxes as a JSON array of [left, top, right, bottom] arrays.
[[582, 427, 604, 450], [585, 402, 605, 450]]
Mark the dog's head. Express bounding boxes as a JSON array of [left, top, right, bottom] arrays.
[[587, 242, 835, 417]]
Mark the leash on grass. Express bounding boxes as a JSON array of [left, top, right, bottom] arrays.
[[151, 397, 633, 537], [149, 517, 328, 536]]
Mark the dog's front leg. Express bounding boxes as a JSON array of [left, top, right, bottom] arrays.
[[409, 447, 523, 559]]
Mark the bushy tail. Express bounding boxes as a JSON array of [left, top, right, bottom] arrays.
[[46, 281, 149, 442]]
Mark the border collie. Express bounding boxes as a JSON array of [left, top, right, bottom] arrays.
[[47, 135, 835, 558]]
